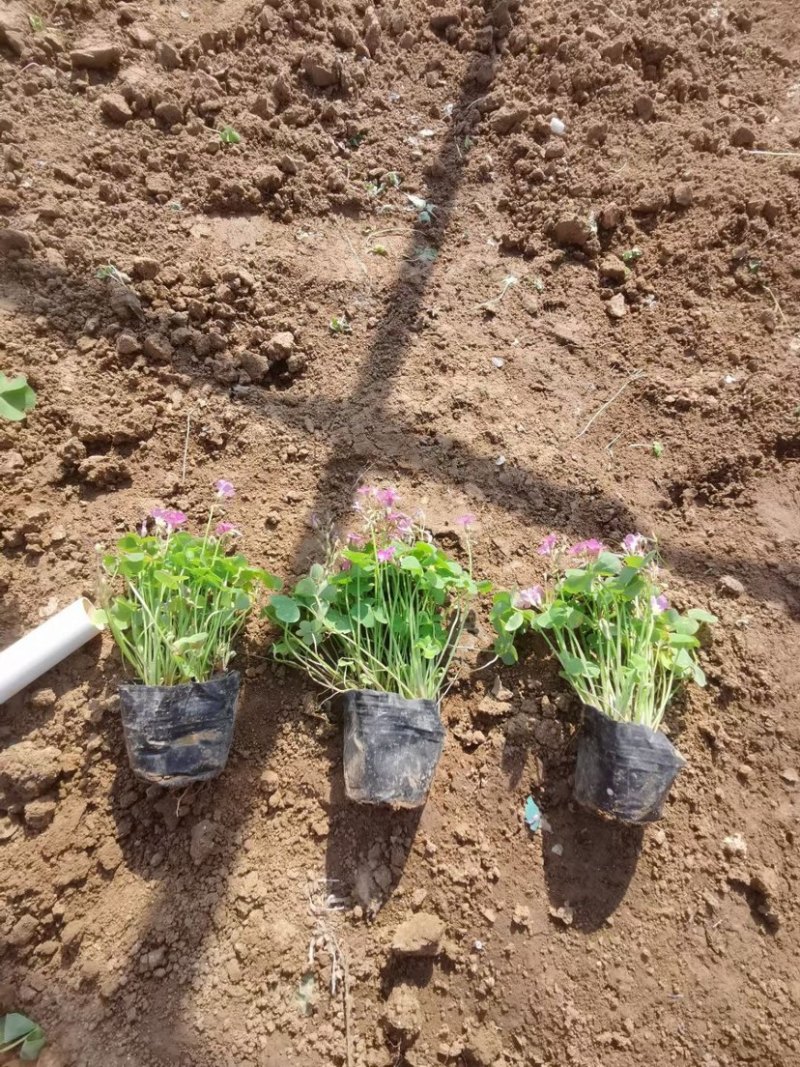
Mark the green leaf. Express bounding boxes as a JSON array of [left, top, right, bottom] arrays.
[[504, 610, 525, 632], [559, 653, 587, 678], [0, 373, 37, 421], [90, 608, 108, 628], [271, 595, 301, 624], [3, 1015, 36, 1044], [687, 608, 717, 625], [20, 1029, 46, 1061], [399, 555, 423, 572], [668, 632, 700, 648], [294, 576, 318, 598]]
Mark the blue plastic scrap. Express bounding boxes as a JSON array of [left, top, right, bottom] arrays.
[[524, 795, 541, 833]]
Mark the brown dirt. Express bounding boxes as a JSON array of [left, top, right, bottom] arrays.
[[1, 0, 799, 1064]]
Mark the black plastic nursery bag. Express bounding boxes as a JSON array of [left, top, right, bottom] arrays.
[[573, 704, 686, 824], [118, 671, 239, 788], [342, 689, 445, 808]]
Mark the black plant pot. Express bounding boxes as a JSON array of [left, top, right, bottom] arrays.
[[118, 671, 239, 788], [342, 689, 445, 808], [573, 704, 686, 824]]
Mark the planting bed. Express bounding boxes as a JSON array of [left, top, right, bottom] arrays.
[[1, 0, 799, 1063]]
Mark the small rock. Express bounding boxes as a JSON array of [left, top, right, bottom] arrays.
[[779, 767, 798, 784], [9, 914, 39, 947], [464, 1025, 504, 1067], [586, 122, 608, 145], [632, 190, 668, 215], [260, 769, 280, 793], [0, 228, 32, 254], [381, 984, 422, 1043], [718, 575, 744, 598], [511, 904, 531, 929], [599, 202, 624, 229], [600, 254, 628, 283], [723, 833, 747, 858], [391, 912, 445, 957], [70, 43, 121, 69], [429, 11, 460, 31], [116, 332, 141, 355], [672, 183, 693, 207], [24, 798, 57, 831], [552, 215, 595, 249], [61, 919, 85, 948], [731, 124, 755, 148], [750, 866, 778, 899], [0, 742, 62, 806], [302, 53, 339, 88], [143, 334, 173, 363], [606, 293, 627, 319], [154, 101, 184, 126], [97, 839, 123, 873], [491, 106, 529, 135], [190, 820, 217, 865], [126, 24, 156, 49], [548, 903, 574, 926], [155, 40, 181, 70], [269, 331, 295, 358], [332, 18, 358, 48], [634, 94, 655, 120], [101, 93, 133, 124], [131, 256, 161, 281]]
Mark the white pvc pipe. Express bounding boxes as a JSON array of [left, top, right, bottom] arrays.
[[0, 598, 103, 704]]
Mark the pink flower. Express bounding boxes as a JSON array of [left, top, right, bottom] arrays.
[[215, 521, 238, 536], [339, 558, 352, 572], [455, 513, 477, 528], [346, 531, 365, 547], [536, 533, 558, 556], [514, 585, 543, 609], [377, 546, 397, 563], [651, 594, 669, 615], [376, 487, 400, 508], [388, 511, 413, 535], [356, 485, 375, 497], [568, 539, 604, 557], [622, 533, 645, 554], [215, 479, 235, 499], [151, 507, 187, 530]]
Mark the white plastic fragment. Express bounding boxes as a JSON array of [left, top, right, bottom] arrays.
[[550, 116, 566, 136], [0, 598, 104, 704]]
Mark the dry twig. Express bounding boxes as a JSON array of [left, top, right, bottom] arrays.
[[576, 370, 646, 438]]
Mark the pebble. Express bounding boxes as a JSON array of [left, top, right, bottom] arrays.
[[549, 116, 566, 136], [391, 912, 444, 956], [606, 293, 627, 319], [672, 183, 694, 207], [634, 94, 655, 120], [381, 984, 422, 1041], [552, 215, 595, 249], [0, 741, 62, 805], [70, 43, 121, 69], [190, 820, 217, 865], [718, 575, 745, 597], [100, 94, 133, 124]]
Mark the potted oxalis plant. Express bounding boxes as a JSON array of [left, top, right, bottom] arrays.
[[492, 533, 716, 823], [97, 480, 278, 787], [266, 487, 489, 807]]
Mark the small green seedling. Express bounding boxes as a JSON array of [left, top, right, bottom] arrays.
[[652, 440, 664, 458], [329, 315, 351, 335], [747, 258, 762, 274], [96, 264, 130, 284], [621, 247, 643, 265], [407, 194, 436, 225], [370, 244, 388, 257], [348, 131, 367, 149], [28, 13, 45, 31], [219, 126, 242, 146], [1, 1013, 46, 1061], [0, 373, 36, 422]]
